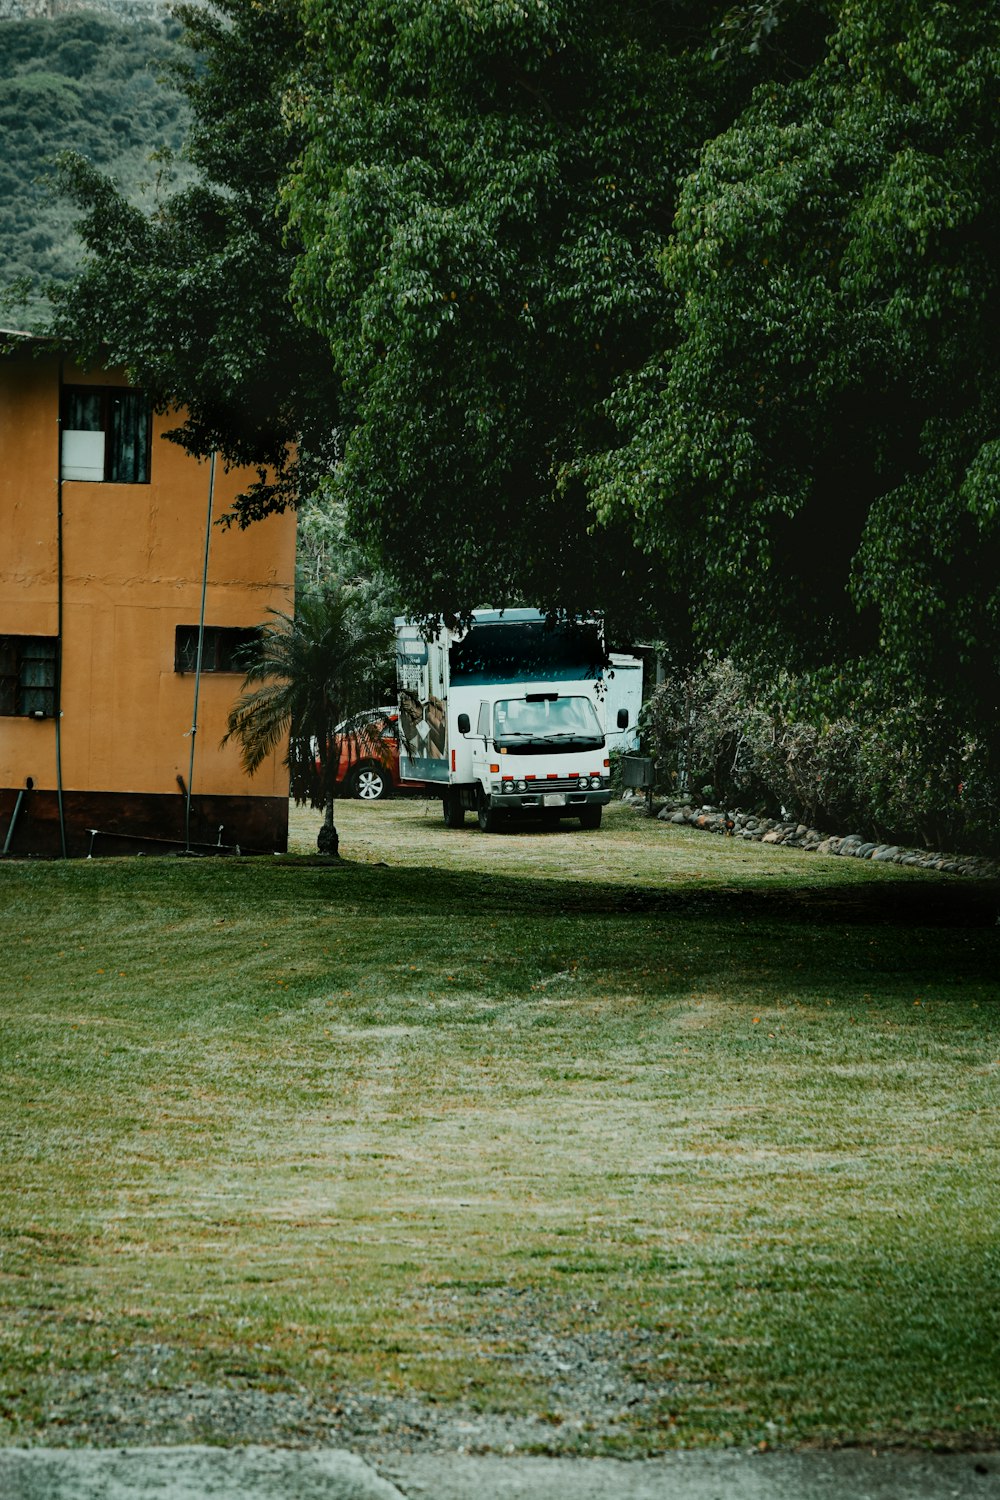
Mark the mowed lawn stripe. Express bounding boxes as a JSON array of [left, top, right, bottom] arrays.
[[1, 801, 997, 1450]]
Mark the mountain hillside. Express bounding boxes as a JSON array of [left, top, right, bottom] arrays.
[[0, 2, 186, 25], [0, 8, 191, 328]]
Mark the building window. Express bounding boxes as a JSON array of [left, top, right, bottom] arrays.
[[61, 385, 152, 484], [174, 626, 258, 674], [0, 636, 58, 717]]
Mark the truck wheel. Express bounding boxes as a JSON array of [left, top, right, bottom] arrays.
[[350, 763, 392, 800], [579, 805, 602, 830], [443, 792, 465, 828], [477, 799, 500, 833]]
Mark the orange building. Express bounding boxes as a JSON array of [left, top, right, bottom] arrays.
[[0, 334, 296, 857]]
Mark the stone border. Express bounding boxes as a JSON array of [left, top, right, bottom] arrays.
[[623, 795, 1000, 880]]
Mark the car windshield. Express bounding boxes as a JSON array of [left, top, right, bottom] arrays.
[[334, 707, 396, 738], [493, 695, 603, 749]]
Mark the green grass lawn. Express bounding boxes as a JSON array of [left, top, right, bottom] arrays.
[[1, 799, 998, 1452]]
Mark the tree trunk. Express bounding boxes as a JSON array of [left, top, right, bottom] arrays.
[[317, 796, 339, 858]]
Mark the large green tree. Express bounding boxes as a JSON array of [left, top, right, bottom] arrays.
[[285, 0, 824, 630], [51, 0, 998, 780], [591, 0, 1000, 746], [50, 0, 336, 522], [50, 0, 824, 622]]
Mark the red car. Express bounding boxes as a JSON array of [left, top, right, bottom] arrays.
[[328, 707, 426, 800]]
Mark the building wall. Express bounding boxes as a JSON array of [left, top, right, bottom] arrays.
[[0, 345, 296, 855]]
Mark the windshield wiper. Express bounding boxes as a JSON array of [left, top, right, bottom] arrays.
[[542, 732, 603, 742], [495, 736, 553, 750]]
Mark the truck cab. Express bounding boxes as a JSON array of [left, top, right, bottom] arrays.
[[457, 688, 616, 830]]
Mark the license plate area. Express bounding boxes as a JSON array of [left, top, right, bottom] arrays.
[[543, 792, 567, 807]]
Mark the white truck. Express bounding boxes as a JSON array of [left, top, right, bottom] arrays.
[[395, 609, 640, 831]]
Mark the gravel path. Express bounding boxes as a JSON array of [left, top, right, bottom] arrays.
[[13, 1282, 694, 1456], [20, 1306, 663, 1457], [9, 1304, 1000, 1499]]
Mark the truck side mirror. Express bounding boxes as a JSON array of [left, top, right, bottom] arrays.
[[457, 712, 471, 734], [616, 709, 629, 729]]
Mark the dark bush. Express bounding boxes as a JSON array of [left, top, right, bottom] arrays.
[[644, 658, 1000, 855]]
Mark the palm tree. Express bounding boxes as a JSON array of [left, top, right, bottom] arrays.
[[222, 587, 392, 855]]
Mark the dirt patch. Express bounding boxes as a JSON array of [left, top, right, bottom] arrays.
[[25, 1286, 683, 1458]]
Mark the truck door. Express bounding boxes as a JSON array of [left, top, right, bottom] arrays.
[[471, 700, 491, 787]]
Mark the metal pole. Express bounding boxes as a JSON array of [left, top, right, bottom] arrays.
[[54, 361, 67, 857], [185, 452, 216, 853]]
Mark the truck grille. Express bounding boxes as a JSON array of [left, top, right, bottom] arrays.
[[500, 776, 599, 793]]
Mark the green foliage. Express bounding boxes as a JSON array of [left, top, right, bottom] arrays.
[[645, 656, 1000, 852], [295, 488, 400, 642], [0, 14, 191, 326], [46, 0, 823, 618], [222, 588, 393, 851], [644, 656, 772, 809], [43, 0, 1000, 846], [592, 0, 1000, 759], [49, 0, 339, 520], [284, 0, 821, 627]]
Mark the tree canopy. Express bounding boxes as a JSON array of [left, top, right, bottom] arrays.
[[590, 0, 1000, 739], [50, 0, 1000, 771], [53, 0, 826, 619], [285, 0, 829, 628], [50, 0, 337, 519]]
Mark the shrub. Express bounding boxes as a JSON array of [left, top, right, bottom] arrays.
[[644, 658, 999, 853]]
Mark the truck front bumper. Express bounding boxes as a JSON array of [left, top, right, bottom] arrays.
[[489, 788, 612, 811]]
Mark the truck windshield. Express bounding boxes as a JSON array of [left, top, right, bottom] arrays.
[[493, 695, 604, 752]]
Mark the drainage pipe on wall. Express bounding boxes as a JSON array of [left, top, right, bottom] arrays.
[[184, 451, 217, 854], [2, 777, 34, 856]]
